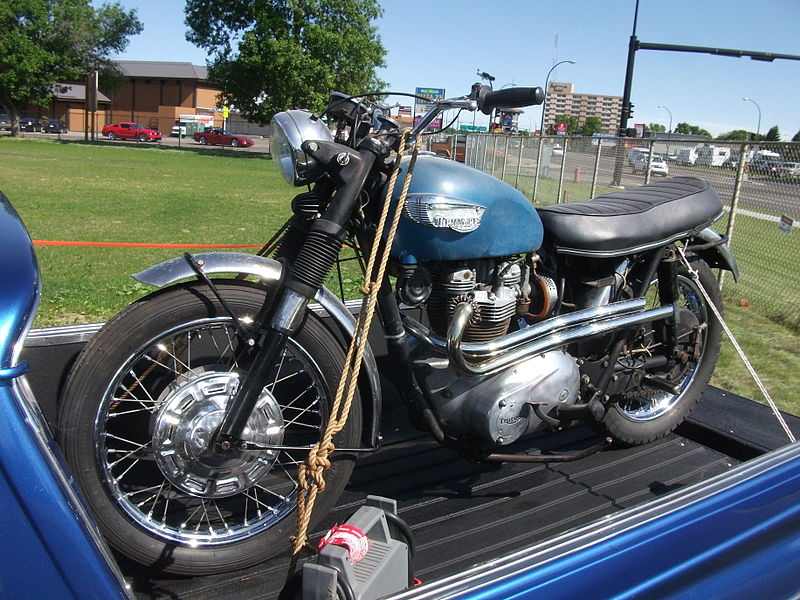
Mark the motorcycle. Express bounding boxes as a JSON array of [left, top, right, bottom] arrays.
[[57, 82, 738, 575]]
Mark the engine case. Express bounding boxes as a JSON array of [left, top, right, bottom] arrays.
[[413, 349, 580, 446]]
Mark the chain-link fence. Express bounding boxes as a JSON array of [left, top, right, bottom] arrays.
[[460, 134, 800, 331]]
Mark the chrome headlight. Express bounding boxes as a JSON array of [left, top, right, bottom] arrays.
[[270, 110, 333, 186]]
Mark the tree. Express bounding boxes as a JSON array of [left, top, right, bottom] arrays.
[[675, 122, 711, 139], [764, 125, 781, 141], [717, 130, 752, 141], [580, 116, 603, 137], [553, 114, 579, 135], [646, 123, 666, 133], [0, 1, 142, 136], [793, 129, 800, 142], [185, 0, 387, 124]]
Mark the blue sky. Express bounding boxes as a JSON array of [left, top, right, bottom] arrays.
[[104, 0, 799, 138]]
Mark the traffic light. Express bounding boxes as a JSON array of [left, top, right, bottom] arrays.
[[628, 103, 634, 118]]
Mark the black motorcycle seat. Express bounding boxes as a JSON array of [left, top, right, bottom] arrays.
[[536, 176, 723, 256]]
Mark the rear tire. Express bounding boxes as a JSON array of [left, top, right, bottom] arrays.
[[601, 258, 722, 445], [58, 281, 361, 574]]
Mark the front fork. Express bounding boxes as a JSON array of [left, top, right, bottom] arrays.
[[213, 138, 383, 452]]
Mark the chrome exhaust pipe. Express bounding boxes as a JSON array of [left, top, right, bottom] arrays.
[[402, 298, 676, 376]]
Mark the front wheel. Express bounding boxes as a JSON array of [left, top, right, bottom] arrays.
[[58, 281, 361, 574], [199, 136, 208, 144], [601, 258, 722, 445]]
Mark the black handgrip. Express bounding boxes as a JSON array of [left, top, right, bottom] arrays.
[[478, 86, 544, 115]]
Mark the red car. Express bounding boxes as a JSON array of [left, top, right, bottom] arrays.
[[193, 127, 254, 147], [102, 122, 162, 142]]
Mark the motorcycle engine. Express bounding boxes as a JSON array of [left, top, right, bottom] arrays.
[[401, 258, 580, 447], [398, 259, 524, 342]]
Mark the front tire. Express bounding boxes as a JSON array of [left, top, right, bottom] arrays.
[[601, 258, 722, 445], [58, 281, 361, 574]]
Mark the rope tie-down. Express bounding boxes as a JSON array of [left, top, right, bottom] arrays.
[[291, 129, 420, 558]]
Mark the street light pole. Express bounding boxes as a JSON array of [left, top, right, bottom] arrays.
[[533, 60, 575, 203], [538, 60, 576, 136], [742, 97, 761, 140]]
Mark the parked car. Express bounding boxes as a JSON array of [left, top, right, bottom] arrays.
[[551, 143, 564, 156], [629, 150, 669, 176], [101, 122, 161, 142], [44, 119, 68, 133], [19, 117, 42, 132], [749, 158, 782, 176], [0, 113, 11, 130], [649, 154, 669, 176], [193, 127, 254, 147], [171, 121, 188, 136], [778, 162, 800, 179]]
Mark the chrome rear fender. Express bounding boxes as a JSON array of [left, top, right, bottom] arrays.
[[132, 252, 381, 449]]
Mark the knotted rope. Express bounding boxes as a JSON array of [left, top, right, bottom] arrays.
[[290, 129, 419, 557]]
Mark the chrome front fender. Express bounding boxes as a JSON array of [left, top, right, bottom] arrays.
[[132, 252, 382, 449]]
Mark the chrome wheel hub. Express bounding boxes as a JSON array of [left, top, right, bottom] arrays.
[[152, 369, 284, 498]]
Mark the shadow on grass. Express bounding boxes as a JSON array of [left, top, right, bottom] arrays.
[[54, 137, 272, 160]]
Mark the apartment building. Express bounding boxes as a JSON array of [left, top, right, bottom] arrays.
[[542, 82, 622, 134]]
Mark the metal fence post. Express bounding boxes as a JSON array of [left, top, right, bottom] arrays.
[[489, 135, 498, 178], [556, 138, 568, 203], [500, 136, 510, 182], [591, 140, 602, 199], [515, 136, 524, 188], [532, 135, 544, 203], [719, 142, 749, 286]]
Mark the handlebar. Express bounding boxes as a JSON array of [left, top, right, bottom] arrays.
[[477, 86, 544, 115]]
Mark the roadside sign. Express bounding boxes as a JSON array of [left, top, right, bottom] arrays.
[[780, 215, 794, 236], [556, 122, 567, 134]]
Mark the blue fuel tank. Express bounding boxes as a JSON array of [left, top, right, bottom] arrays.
[[386, 155, 543, 263]]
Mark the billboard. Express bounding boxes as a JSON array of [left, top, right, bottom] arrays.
[[415, 87, 445, 130]]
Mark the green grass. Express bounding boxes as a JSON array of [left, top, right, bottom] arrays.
[[1, 136, 798, 414], [1, 137, 294, 324]]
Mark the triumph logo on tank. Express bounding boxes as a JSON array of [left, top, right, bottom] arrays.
[[404, 195, 486, 233]]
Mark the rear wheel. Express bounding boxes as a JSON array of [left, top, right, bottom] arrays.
[[199, 136, 208, 144], [58, 281, 361, 574], [601, 258, 722, 445]]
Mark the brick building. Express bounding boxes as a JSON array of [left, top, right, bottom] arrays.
[[29, 61, 223, 134], [542, 82, 622, 134], [105, 61, 222, 134]]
